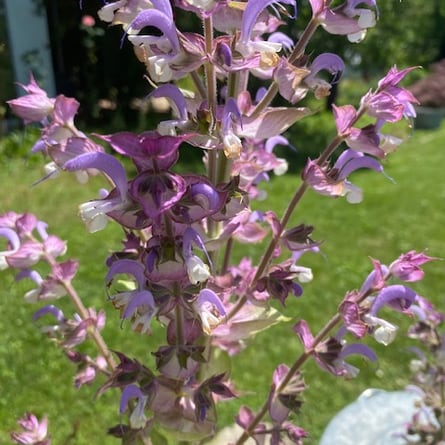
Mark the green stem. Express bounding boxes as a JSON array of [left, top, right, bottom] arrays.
[[226, 132, 344, 320], [38, 237, 116, 370], [190, 70, 207, 100], [221, 237, 234, 275], [204, 16, 217, 132], [233, 315, 342, 445]]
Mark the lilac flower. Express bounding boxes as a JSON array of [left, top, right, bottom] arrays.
[[237, 0, 297, 57], [120, 384, 149, 429], [221, 98, 243, 159], [311, 0, 377, 43], [16, 269, 66, 302], [303, 148, 384, 203], [126, 7, 204, 82], [33, 305, 106, 348], [7, 74, 55, 123], [389, 250, 436, 282], [268, 364, 305, 424], [195, 288, 226, 335], [98, 0, 153, 25], [183, 228, 211, 285], [361, 66, 420, 122], [106, 259, 155, 332], [277, 53, 345, 103], [64, 152, 131, 232], [11, 412, 51, 445], [148, 84, 189, 136], [0, 227, 20, 270], [294, 319, 377, 377], [333, 104, 385, 157]]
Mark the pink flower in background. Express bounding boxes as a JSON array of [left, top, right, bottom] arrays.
[[81, 15, 96, 27]]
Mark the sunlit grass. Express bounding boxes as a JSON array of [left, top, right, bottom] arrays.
[[0, 122, 444, 443]]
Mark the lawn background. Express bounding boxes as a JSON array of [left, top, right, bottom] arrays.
[[0, 120, 444, 444]]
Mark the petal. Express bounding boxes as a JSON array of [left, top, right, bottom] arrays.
[[64, 152, 128, 200], [293, 319, 314, 350], [239, 107, 310, 139], [129, 9, 179, 53], [240, 0, 296, 45], [106, 259, 146, 289], [120, 384, 144, 414], [370, 284, 417, 316], [122, 290, 155, 319], [149, 84, 188, 121]]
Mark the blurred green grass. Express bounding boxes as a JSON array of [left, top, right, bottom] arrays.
[[0, 122, 444, 444]]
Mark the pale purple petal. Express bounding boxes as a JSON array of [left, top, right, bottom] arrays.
[[106, 259, 146, 289], [339, 343, 377, 362], [122, 290, 155, 319], [370, 284, 417, 316], [149, 84, 188, 121], [197, 288, 226, 317], [129, 9, 179, 53], [293, 319, 314, 350], [0, 227, 20, 253], [333, 104, 357, 135], [120, 384, 144, 414], [33, 304, 65, 322], [64, 152, 128, 199], [240, 0, 296, 45]]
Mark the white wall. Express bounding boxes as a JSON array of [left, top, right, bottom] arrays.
[[4, 0, 55, 96]]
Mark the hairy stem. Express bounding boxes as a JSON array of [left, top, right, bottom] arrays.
[[248, 17, 320, 120]]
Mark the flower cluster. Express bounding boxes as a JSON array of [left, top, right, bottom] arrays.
[[0, 211, 113, 388], [4, 0, 437, 444], [400, 299, 445, 444]]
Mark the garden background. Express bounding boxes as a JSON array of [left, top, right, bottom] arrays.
[[1, 1, 445, 443]]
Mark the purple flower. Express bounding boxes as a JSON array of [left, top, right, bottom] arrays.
[[294, 319, 377, 377], [0, 227, 20, 270], [303, 149, 384, 203], [268, 364, 305, 424], [302, 53, 345, 100], [11, 412, 51, 445], [106, 258, 156, 333], [370, 284, 418, 316], [7, 74, 55, 123], [333, 105, 385, 157], [120, 384, 149, 429], [64, 152, 131, 231], [196, 288, 226, 335], [361, 66, 420, 122], [237, 0, 297, 57], [312, 0, 377, 43], [389, 251, 436, 282], [338, 292, 368, 338]]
